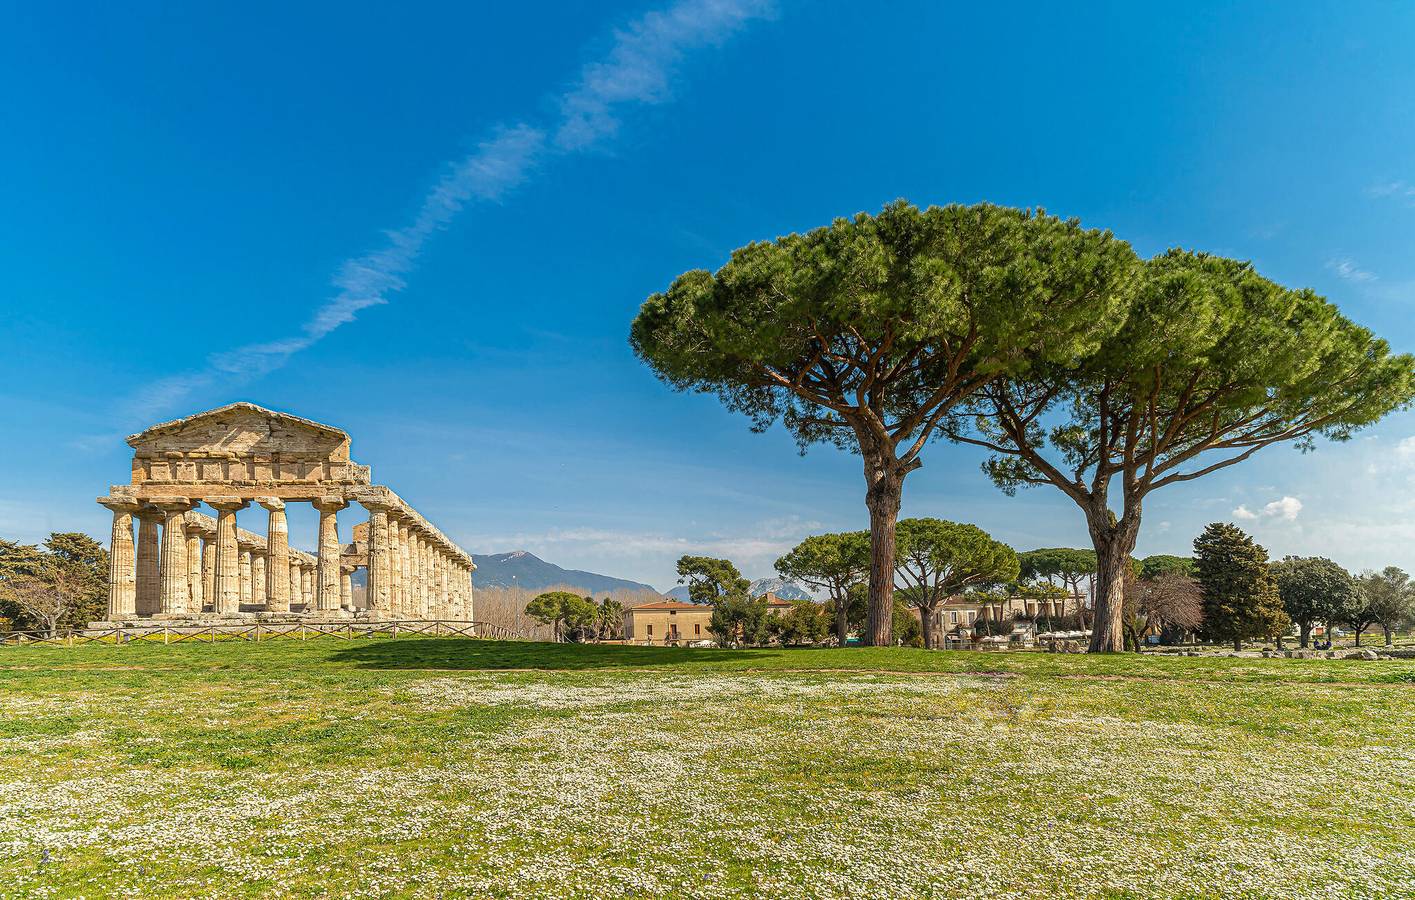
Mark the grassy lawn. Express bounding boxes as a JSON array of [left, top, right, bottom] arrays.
[[0, 639, 1412, 899]]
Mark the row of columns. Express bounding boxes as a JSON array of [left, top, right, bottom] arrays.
[[101, 494, 472, 622], [364, 502, 473, 621]]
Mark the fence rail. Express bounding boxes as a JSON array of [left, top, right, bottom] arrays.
[[0, 620, 527, 647]]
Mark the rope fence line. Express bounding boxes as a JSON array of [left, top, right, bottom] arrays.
[[0, 620, 527, 647]]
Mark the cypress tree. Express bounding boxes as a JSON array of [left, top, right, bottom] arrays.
[[1194, 523, 1289, 650]]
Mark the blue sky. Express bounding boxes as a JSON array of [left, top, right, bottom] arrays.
[[3, 1, 1415, 592]]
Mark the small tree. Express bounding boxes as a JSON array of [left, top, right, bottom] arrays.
[[894, 518, 1018, 649], [596, 597, 625, 641], [1127, 571, 1204, 647], [525, 591, 583, 642], [676, 555, 750, 605], [633, 202, 1135, 645], [709, 594, 772, 647], [771, 599, 829, 646], [1271, 556, 1358, 648], [775, 531, 869, 646], [560, 595, 600, 643], [953, 251, 1415, 651], [1356, 567, 1414, 647], [1017, 548, 1096, 620], [1194, 523, 1289, 650], [1, 571, 82, 637]]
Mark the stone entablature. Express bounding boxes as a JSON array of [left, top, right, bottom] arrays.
[[96, 403, 475, 625]]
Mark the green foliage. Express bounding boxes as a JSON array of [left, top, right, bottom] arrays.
[[676, 555, 750, 605], [708, 594, 772, 647], [891, 599, 924, 648], [559, 595, 601, 643], [525, 591, 587, 641], [596, 597, 625, 641], [894, 518, 1018, 606], [1354, 567, 1415, 643], [630, 201, 1134, 454], [770, 599, 830, 646], [1140, 554, 1195, 580], [1017, 548, 1096, 588], [1194, 523, 1289, 647], [775, 532, 868, 596], [1271, 556, 1357, 643]]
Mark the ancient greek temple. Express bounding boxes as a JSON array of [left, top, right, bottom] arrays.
[[95, 403, 474, 623]]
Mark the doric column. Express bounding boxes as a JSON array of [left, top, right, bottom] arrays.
[[365, 503, 392, 618], [184, 521, 209, 614], [251, 551, 268, 609], [238, 541, 255, 607], [312, 496, 348, 614], [340, 564, 356, 611], [420, 535, 433, 618], [152, 498, 195, 617], [187, 521, 216, 614], [289, 559, 303, 610], [410, 530, 425, 618], [99, 498, 141, 620], [135, 508, 162, 616], [396, 520, 411, 617], [202, 538, 215, 612], [208, 498, 248, 615], [436, 552, 449, 619], [301, 563, 314, 608], [259, 498, 290, 612]]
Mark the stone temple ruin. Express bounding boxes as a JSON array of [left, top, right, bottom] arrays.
[[95, 403, 474, 624]]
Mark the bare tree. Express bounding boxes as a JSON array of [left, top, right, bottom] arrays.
[[1125, 572, 1204, 649], [3, 570, 81, 637]]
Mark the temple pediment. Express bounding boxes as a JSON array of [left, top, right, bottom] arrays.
[[128, 402, 351, 457], [124, 402, 371, 494]]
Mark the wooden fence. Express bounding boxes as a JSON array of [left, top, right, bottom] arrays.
[[0, 620, 527, 647]]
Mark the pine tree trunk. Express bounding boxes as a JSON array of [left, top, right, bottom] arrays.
[[1299, 624, 1310, 649], [1233, 638, 1242, 652], [864, 469, 904, 647], [834, 590, 850, 647], [920, 604, 935, 650], [1086, 514, 1140, 654]]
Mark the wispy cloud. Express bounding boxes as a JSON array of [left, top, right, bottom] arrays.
[[1233, 496, 1303, 522], [126, 0, 775, 423], [1367, 179, 1415, 204], [1326, 256, 1377, 283]]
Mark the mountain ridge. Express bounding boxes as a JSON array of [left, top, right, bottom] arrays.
[[471, 551, 659, 595]]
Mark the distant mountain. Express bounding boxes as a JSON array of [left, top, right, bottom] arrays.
[[750, 577, 812, 601], [471, 551, 659, 595], [665, 578, 812, 601]]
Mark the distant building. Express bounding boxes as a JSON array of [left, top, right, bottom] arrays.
[[624, 600, 712, 644], [624, 592, 796, 645]]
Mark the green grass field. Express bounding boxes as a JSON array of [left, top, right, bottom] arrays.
[[1, 638, 1412, 899]]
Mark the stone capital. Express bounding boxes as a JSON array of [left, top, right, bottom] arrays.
[[98, 496, 144, 514], [256, 496, 286, 512], [237, 536, 260, 551], [206, 497, 250, 512], [312, 495, 349, 512]]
